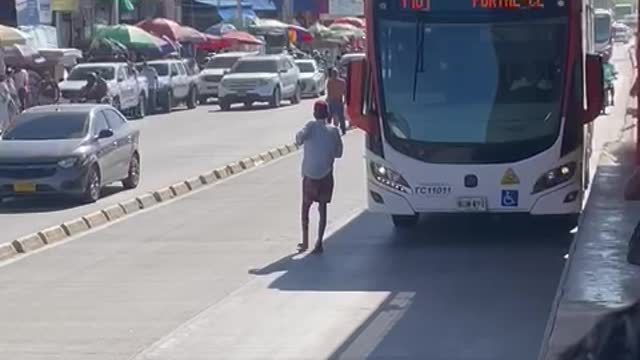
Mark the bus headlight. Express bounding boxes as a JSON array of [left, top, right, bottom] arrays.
[[532, 162, 577, 194], [370, 161, 411, 194]]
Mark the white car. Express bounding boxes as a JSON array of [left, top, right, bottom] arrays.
[[295, 59, 326, 98], [198, 52, 257, 103], [218, 54, 301, 111], [147, 59, 199, 113], [60, 63, 148, 118]]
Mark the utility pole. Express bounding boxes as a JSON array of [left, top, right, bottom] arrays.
[[112, 0, 119, 25], [236, 0, 242, 28], [282, 0, 292, 23]]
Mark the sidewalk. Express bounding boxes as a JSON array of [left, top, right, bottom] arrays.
[[539, 115, 640, 359]]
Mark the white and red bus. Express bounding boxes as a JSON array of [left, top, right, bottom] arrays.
[[346, 0, 605, 228]]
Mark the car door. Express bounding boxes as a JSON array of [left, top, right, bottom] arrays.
[[176, 62, 190, 99], [286, 58, 298, 95], [103, 109, 135, 179], [279, 59, 292, 96], [92, 111, 118, 183], [169, 62, 183, 99]]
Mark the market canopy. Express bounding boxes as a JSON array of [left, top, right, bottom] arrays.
[[19, 25, 58, 49], [0, 25, 30, 47], [222, 31, 263, 45], [333, 17, 365, 29], [136, 18, 206, 43]]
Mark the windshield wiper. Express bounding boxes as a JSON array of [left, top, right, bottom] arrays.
[[412, 18, 426, 102]]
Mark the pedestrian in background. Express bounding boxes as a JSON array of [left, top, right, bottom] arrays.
[[326, 68, 347, 135], [13, 67, 29, 112], [139, 57, 158, 113], [295, 100, 343, 254]]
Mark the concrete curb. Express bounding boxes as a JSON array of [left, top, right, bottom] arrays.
[[0, 141, 303, 263]]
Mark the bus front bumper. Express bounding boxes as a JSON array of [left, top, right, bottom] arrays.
[[367, 181, 582, 216]]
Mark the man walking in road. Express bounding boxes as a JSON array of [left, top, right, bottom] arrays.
[[295, 100, 343, 254], [326, 68, 347, 135]]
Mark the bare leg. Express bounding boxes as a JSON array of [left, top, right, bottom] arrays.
[[313, 202, 327, 253], [300, 200, 312, 251]]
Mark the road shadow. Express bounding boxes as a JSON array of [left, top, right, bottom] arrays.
[[248, 211, 572, 360], [208, 102, 298, 113], [0, 185, 124, 213]]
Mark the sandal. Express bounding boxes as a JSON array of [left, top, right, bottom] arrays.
[[297, 243, 308, 253]]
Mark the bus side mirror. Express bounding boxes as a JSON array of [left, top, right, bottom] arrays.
[[585, 53, 604, 124], [346, 58, 377, 134]]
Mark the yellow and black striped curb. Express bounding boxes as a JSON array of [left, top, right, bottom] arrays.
[[0, 142, 302, 263]]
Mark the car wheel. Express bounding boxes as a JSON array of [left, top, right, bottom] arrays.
[[162, 91, 172, 113], [392, 214, 419, 229], [187, 88, 197, 109], [219, 98, 231, 111], [122, 153, 140, 189], [291, 85, 301, 104], [136, 94, 146, 119], [270, 87, 281, 108], [81, 166, 101, 204]]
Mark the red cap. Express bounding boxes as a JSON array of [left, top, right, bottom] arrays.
[[314, 100, 329, 119]]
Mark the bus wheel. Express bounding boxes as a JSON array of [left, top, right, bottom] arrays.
[[392, 214, 419, 228]]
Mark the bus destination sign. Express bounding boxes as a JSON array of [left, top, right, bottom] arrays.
[[398, 0, 557, 12]]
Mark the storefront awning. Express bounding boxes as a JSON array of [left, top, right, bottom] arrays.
[[217, 6, 257, 21], [246, 0, 276, 11]]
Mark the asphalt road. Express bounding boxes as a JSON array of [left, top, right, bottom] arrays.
[[0, 133, 570, 360], [0, 99, 316, 244]]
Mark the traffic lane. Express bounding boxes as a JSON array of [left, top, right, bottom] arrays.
[[0, 99, 315, 244], [0, 137, 569, 358], [136, 215, 569, 360], [0, 132, 367, 360]]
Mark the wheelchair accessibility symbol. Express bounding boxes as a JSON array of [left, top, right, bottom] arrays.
[[501, 190, 519, 207]]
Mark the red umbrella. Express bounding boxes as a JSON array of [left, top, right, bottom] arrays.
[[136, 18, 206, 43], [334, 17, 365, 29], [196, 34, 231, 51], [222, 31, 263, 45]]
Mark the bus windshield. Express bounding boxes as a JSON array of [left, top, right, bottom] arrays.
[[377, 17, 567, 163], [595, 15, 612, 43]]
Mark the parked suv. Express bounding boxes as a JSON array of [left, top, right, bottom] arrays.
[[60, 62, 148, 118], [198, 52, 256, 104], [218, 54, 301, 111], [147, 59, 199, 113]]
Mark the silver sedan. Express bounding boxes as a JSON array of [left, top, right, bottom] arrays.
[[295, 59, 326, 98], [0, 104, 141, 203]]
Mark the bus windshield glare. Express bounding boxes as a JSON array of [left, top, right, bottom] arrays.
[[377, 16, 567, 163]]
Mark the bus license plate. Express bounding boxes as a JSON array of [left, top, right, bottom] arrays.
[[457, 197, 487, 212]]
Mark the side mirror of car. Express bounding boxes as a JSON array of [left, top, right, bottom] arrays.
[[98, 129, 114, 139], [584, 53, 605, 124]]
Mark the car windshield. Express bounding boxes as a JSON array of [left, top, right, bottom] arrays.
[[68, 66, 115, 81], [149, 63, 169, 76], [206, 56, 241, 69], [296, 62, 315, 73], [232, 60, 278, 73], [2, 112, 89, 140], [596, 15, 612, 43], [377, 17, 566, 162]]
